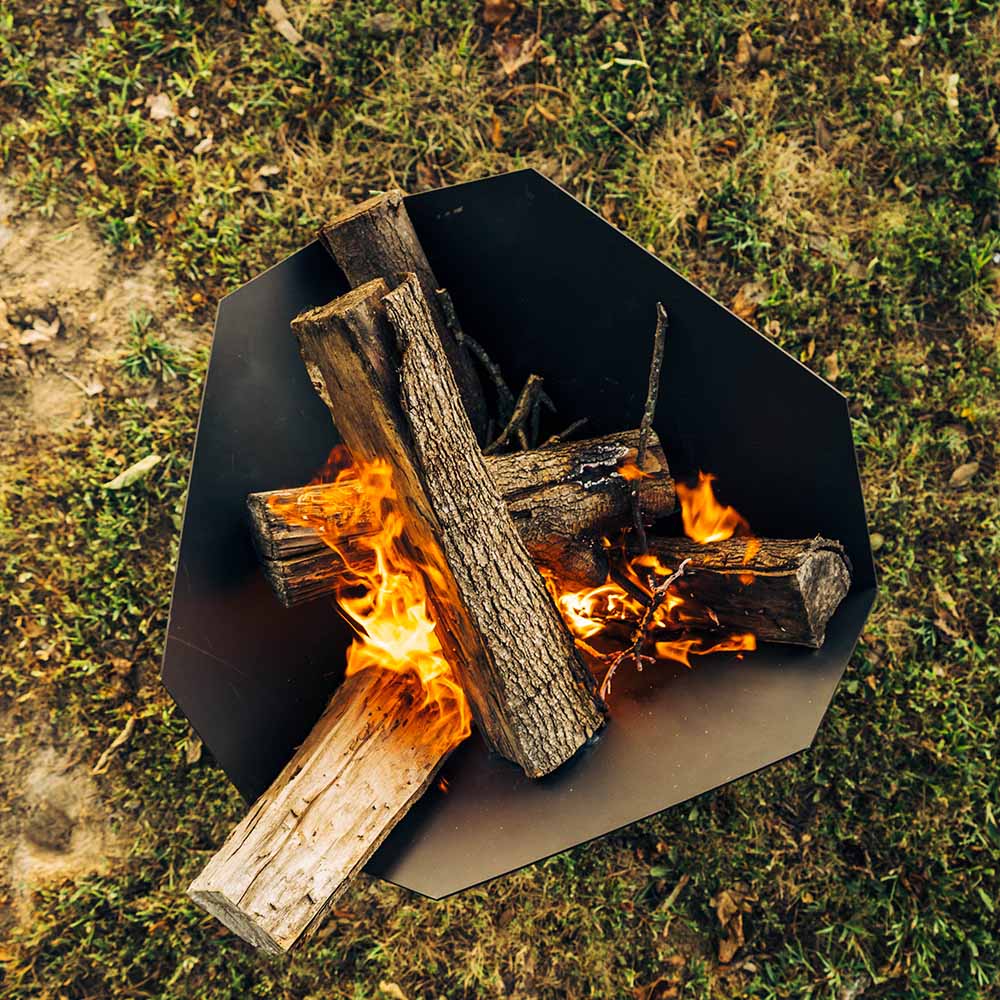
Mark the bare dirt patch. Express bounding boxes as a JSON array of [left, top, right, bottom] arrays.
[[0, 186, 202, 438]]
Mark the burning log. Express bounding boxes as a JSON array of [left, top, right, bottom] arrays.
[[319, 190, 489, 442], [189, 670, 455, 955], [645, 535, 852, 648], [292, 273, 606, 777], [248, 429, 676, 606]]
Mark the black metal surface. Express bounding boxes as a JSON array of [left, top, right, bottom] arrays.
[[162, 169, 875, 898]]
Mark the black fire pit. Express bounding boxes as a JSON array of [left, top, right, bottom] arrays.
[[162, 169, 875, 898]]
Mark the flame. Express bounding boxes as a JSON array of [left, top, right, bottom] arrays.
[[269, 452, 471, 754], [547, 472, 759, 696], [675, 471, 751, 543]]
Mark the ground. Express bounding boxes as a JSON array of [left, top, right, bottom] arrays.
[[0, 2, 997, 998]]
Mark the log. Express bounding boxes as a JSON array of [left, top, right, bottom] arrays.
[[319, 190, 489, 442], [248, 430, 676, 606], [188, 670, 450, 955], [292, 275, 606, 777], [644, 535, 852, 647]]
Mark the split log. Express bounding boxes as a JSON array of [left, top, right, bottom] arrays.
[[189, 670, 449, 955], [645, 536, 852, 647], [248, 430, 676, 606], [292, 275, 606, 777], [319, 190, 488, 442]]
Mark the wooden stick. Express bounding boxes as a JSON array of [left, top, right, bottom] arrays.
[[188, 670, 450, 955], [292, 276, 606, 777], [248, 430, 676, 606], [644, 536, 852, 647], [319, 190, 489, 442], [386, 273, 607, 774]]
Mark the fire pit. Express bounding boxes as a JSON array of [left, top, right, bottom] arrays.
[[163, 169, 875, 945]]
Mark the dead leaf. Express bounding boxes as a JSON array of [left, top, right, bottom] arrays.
[[91, 714, 137, 775], [483, 0, 517, 28], [898, 33, 923, 49], [816, 117, 833, 151], [145, 92, 175, 121], [415, 161, 440, 190], [823, 351, 840, 382], [490, 113, 504, 149], [361, 12, 404, 38], [184, 729, 203, 766], [948, 461, 979, 487], [110, 656, 133, 676], [103, 453, 162, 490], [732, 282, 766, 321], [755, 43, 773, 65], [632, 977, 679, 1000], [192, 134, 213, 155], [943, 72, 960, 113], [258, 164, 281, 177], [494, 33, 542, 77], [735, 31, 753, 66], [265, 0, 303, 45], [19, 328, 53, 349], [710, 885, 757, 964], [378, 984, 408, 1000]]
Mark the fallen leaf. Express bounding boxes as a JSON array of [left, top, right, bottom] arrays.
[[378, 984, 408, 1000], [710, 885, 757, 964], [19, 328, 53, 349], [943, 72, 960, 113], [948, 461, 979, 487], [110, 656, 133, 676], [632, 977, 679, 1000], [898, 33, 923, 49], [185, 729, 204, 766], [823, 351, 840, 382], [732, 281, 766, 321], [816, 117, 833, 151], [494, 33, 542, 77], [735, 31, 753, 66], [361, 12, 404, 37], [258, 164, 281, 177], [483, 0, 517, 28], [755, 43, 774, 65], [145, 92, 175, 121], [869, 531, 884, 552], [192, 134, 213, 155], [103, 453, 162, 490], [265, 0, 303, 45], [490, 113, 504, 149]]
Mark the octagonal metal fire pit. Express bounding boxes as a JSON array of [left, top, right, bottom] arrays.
[[162, 169, 876, 899]]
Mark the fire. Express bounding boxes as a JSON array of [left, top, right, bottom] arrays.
[[548, 471, 758, 696], [269, 452, 471, 754], [675, 471, 751, 543]]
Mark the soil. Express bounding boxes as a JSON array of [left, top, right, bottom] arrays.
[[0, 187, 201, 438]]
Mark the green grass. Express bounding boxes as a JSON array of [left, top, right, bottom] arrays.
[[1, 1, 998, 997]]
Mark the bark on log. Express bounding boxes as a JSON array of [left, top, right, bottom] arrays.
[[292, 275, 606, 777], [248, 430, 676, 606], [645, 535, 852, 647], [188, 670, 449, 955], [318, 190, 488, 442]]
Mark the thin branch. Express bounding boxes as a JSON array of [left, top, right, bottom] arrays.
[[599, 557, 691, 700], [484, 374, 545, 454], [437, 288, 516, 425], [541, 417, 589, 449], [629, 301, 669, 555]]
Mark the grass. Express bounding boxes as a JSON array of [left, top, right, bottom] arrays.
[[1, 0, 998, 997]]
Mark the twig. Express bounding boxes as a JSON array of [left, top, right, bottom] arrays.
[[484, 374, 545, 454], [541, 417, 589, 448], [629, 302, 669, 554], [436, 288, 517, 425], [599, 558, 690, 699], [590, 105, 646, 154], [91, 714, 138, 775]]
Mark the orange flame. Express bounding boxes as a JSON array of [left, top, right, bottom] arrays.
[[547, 472, 759, 695], [675, 471, 751, 543], [269, 453, 471, 754]]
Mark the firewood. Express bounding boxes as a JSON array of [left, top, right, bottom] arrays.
[[292, 275, 606, 777], [248, 430, 676, 606], [644, 536, 852, 647], [188, 670, 450, 955], [319, 190, 489, 442]]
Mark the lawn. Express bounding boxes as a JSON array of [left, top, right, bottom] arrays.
[[0, 1, 998, 997]]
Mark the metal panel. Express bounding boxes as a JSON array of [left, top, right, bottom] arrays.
[[163, 170, 875, 898]]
